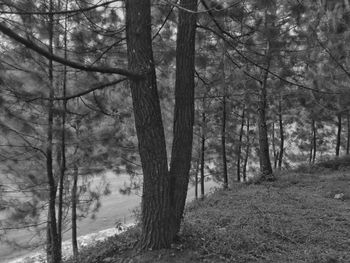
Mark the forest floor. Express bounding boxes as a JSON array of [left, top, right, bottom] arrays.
[[65, 160, 350, 263]]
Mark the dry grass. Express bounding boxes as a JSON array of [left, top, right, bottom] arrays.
[[65, 166, 350, 263]]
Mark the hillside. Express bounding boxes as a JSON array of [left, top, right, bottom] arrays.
[[65, 164, 350, 263]]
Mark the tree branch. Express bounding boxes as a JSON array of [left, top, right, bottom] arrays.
[[0, 0, 121, 15], [55, 78, 127, 100], [0, 22, 142, 79]]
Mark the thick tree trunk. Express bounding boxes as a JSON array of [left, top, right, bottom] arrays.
[[46, 1, 60, 262], [126, 0, 172, 249], [237, 108, 245, 182], [336, 113, 342, 156], [347, 113, 350, 155], [222, 95, 228, 188], [71, 165, 78, 259], [257, 58, 273, 180], [242, 114, 250, 182], [169, 0, 197, 237], [200, 111, 206, 200], [278, 97, 284, 169]]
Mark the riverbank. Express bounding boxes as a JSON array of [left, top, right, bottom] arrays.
[[64, 167, 350, 263], [8, 223, 135, 263]]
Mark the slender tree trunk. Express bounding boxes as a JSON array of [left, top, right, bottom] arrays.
[[46, 1, 60, 262], [237, 107, 245, 182], [71, 164, 79, 260], [194, 156, 199, 200], [347, 113, 350, 155], [312, 120, 317, 163], [336, 113, 342, 156], [271, 122, 278, 169], [200, 111, 206, 200], [169, 0, 197, 237], [242, 113, 250, 182], [126, 0, 172, 249], [278, 97, 284, 169], [222, 95, 228, 188], [309, 120, 313, 163], [220, 45, 228, 189], [57, 0, 68, 249]]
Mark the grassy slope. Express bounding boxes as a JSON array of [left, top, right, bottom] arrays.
[[67, 165, 350, 263]]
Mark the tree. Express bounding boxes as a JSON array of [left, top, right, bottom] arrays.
[[125, 0, 197, 248]]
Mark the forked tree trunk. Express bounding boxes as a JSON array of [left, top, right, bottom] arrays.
[[336, 113, 342, 156], [126, 0, 172, 249], [169, 0, 197, 237], [237, 107, 245, 182]]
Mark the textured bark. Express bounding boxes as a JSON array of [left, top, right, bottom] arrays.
[[336, 113, 342, 156], [278, 97, 284, 169], [258, 59, 273, 179], [242, 114, 250, 182], [237, 108, 245, 182], [169, 0, 197, 237], [126, 0, 172, 249]]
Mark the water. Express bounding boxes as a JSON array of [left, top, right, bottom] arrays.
[[1, 171, 217, 262]]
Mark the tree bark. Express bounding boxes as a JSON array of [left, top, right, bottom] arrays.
[[46, 1, 60, 261], [71, 164, 78, 260], [237, 107, 245, 182], [312, 119, 317, 163], [57, 0, 68, 249], [336, 113, 342, 156], [278, 97, 284, 169], [222, 95, 228, 188], [200, 111, 206, 200], [347, 113, 350, 155], [126, 0, 172, 249], [271, 122, 278, 169], [242, 113, 250, 182], [169, 0, 197, 237], [258, 58, 273, 179]]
